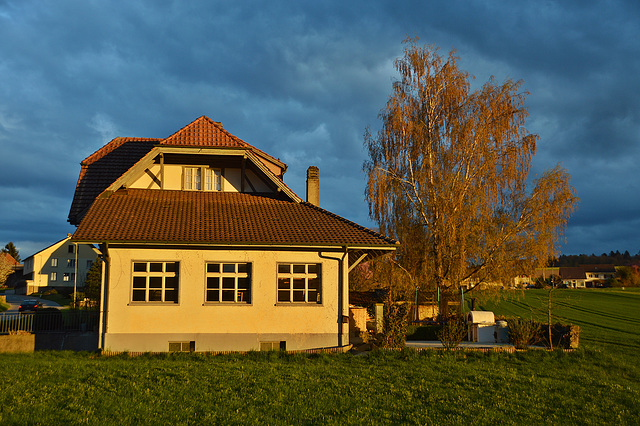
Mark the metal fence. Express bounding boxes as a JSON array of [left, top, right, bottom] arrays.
[[0, 310, 99, 334]]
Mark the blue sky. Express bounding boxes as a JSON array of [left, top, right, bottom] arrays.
[[1, 0, 639, 258]]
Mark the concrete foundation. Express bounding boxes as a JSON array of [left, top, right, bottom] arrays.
[[104, 332, 344, 353]]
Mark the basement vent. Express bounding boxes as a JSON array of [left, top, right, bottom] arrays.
[[169, 341, 195, 352], [260, 341, 286, 351]]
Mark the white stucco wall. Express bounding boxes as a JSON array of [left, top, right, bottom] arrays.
[[128, 164, 274, 194], [102, 246, 349, 352]]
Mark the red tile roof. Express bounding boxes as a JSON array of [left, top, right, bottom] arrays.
[[68, 116, 286, 225], [73, 189, 397, 248], [68, 137, 159, 225], [161, 116, 247, 148], [160, 116, 285, 173]]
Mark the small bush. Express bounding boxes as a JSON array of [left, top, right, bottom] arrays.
[[406, 324, 442, 341], [437, 317, 467, 349], [381, 301, 409, 349], [42, 289, 58, 296], [507, 317, 541, 349]]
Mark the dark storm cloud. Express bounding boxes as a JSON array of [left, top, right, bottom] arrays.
[[1, 0, 639, 257]]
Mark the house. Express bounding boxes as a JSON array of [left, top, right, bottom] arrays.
[[20, 235, 100, 295], [69, 116, 397, 353], [559, 264, 616, 288], [515, 265, 617, 289]]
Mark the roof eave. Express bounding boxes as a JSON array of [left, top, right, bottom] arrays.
[[70, 239, 398, 251]]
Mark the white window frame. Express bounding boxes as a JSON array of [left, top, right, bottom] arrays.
[[131, 261, 180, 303], [67, 259, 76, 268], [183, 166, 222, 191], [50, 272, 57, 282], [51, 258, 58, 267], [277, 263, 322, 304], [205, 262, 251, 303], [63, 272, 75, 282]]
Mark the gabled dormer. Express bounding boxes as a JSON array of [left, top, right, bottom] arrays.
[[69, 116, 298, 225]]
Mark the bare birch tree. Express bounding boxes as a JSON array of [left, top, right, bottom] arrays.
[[364, 38, 578, 295]]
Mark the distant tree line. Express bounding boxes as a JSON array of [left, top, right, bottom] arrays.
[[552, 251, 640, 288], [553, 250, 640, 267]]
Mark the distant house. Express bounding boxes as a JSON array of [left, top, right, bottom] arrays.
[[20, 235, 100, 295], [69, 116, 397, 353], [559, 264, 616, 288]]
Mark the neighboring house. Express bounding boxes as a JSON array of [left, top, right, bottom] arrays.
[[70, 116, 397, 353], [515, 265, 617, 289], [559, 264, 616, 288], [20, 235, 100, 295]]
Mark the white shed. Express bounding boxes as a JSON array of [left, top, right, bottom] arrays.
[[466, 311, 496, 343]]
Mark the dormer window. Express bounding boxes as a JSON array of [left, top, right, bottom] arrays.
[[184, 167, 222, 191]]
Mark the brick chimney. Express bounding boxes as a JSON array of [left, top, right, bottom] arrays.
[[306, 166, 319, 206]]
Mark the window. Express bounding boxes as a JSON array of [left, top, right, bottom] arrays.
[[205, 263, 251, 303], [277, 263, 321, 303], [67, 259, 76, 268], [68, 245, 75, 254], [63, 273, 75, 282], [50, 272, 57, 282], [87, 260, 93, 269], [184, 167, 221, 191], [50, 258, 58, 267], [169, 341, 195, 352], [131, 261, 179, 303], [260, 341, 286, 351]]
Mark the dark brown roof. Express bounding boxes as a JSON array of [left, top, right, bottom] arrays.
[[559, 267, 587, 280], [72, 189, 398, 248], [350, 290, 389, 306], [68, 137, 159, 225]]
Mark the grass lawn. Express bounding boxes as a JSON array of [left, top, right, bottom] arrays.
[[1, 288, 639, 424], [477, 288, 640, 355], [1, 349, 639, 425], [40, 292, 72, 307]]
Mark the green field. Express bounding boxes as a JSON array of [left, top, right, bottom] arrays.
[[1, 289, 639, 424], [477, 288, 640, 354], [1, 349, 639, 425]]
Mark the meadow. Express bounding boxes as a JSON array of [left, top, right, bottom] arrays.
[[0, 288, 638, 425], [477, 288, 640, 355]]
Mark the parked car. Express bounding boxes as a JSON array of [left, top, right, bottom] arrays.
[[18, 300, 43, 312]]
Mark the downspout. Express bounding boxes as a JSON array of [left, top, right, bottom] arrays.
[[98, 242, 110, 351], [319, 247, 348, 348], [73, 241, 78, 307]]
